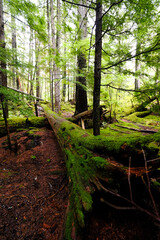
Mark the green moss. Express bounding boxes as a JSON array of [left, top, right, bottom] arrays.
[[0, 117, 47, 137], [125, 112, 160, 128], [41, 104, 160, 239]]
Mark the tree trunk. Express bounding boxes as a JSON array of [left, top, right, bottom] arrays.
[[0, 94, 11, 149], [75, 0, 88, 115], [47, 0, 54, 110], [29, 30, 34, 95], [55, 0, 61, 113], [11, 15, 19, 90], [50, 0, 56, 111], [93, 0, 102, 136], [62, 32, 67, 101], [35, 38, 40, 98], [135, 39, 141, 90], [0, 0, 8, 117], [41, 103, 160, 239]]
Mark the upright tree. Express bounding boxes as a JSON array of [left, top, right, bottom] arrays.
[[55, 0, 61, 113], [93, 0, 102, 136], [75, 0, 88, 115], [0, 0, 8, 117]]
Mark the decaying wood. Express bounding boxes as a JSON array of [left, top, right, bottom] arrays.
[[73, 109, 93, 120], [0, 85, 44, 101], [73, 107, 110, 129], [115, 124, 158, 133], [41, 104, 160, 239]]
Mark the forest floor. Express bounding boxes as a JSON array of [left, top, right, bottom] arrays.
[[0, 124, 160, 239], [0, 127, 68, 240]]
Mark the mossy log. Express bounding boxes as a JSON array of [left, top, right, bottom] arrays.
[[41, 104, 160, 239], [0, 117, 49, 137]]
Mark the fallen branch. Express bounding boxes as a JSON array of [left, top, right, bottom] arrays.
[[115, 124, 158, 133]]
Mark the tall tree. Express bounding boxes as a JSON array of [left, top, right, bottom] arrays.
[[50, 0, 56, 111], [55, 0, 61, 113], [35, 37, 40, 98], [0, 0, 8, 117], [93, 0, 102, 136], [75, 0, 88, 115]]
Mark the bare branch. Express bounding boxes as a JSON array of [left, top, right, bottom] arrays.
[[62, 0, 95, 9], [101, 0, 124, 20], [95, 179, 160, 222], [100, 198, 136, 210], [128, 157, 133, 202], [101, 43, 160, 71], [142, 149, 160, 218]]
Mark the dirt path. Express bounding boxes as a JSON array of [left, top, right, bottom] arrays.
[[0, 128, 68, 240]]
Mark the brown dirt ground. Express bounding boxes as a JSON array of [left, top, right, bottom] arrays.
[[0, 127, 68, 240]]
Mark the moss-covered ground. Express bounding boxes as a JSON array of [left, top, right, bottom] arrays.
[[41, 104, 160, 239]]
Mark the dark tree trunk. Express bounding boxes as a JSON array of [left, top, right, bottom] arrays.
[[0, 95, 12, 150], [93, 0, 102, 136], [55, 0, 61, 113], [0, 0, 8, 117], [75, 53, 88, 114], [35, 38, 40, 99], [75, 0, 88, 115]]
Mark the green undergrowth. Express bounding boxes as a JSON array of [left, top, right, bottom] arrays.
[[124, 111, 160, 128], [0, 117, 48, 137]]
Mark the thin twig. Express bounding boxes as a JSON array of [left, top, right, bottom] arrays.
[[142, 149, 160, 218], [94, 179, 160, 222], [128, 157, 133, 202], [100, 198, 136, 210], [47, 184, 66, 199]]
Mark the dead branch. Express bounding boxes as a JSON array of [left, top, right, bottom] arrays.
[[128, 157, 133, 202], [108, 126, 130, 134], [62, 0, 95, 9], [94, 178, 160, 222], [114, 124, 158, 133], [142, 149, 160, 218], [100, 198, 136, 210]]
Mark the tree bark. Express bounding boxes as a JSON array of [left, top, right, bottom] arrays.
[[0, 0, 8, 117], [75, 0, 88, 115], [135, 40, 141, 90], [50, 0, 56, 111], [93, 0, 102, 136], [29, 30, 34, 95], [35, 38, 40, 99], [55, 0, 61, 113], [11, 15, 19, 90], [41, 103, 160, 239]]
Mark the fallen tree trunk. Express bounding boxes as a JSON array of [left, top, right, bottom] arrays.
[[0, 117, 48, 137], [41, 104, 160, 239]]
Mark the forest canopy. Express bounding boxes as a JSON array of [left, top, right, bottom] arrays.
[[0, 0, 160, 134]]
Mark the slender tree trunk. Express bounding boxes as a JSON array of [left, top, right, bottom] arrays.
[[35, 38, 40, 98], [11, 15, 19, 90], [135, 40, 141, 90], [29, 30, 34, 95], [75, 0, 88, 115], [93, 0, 102, 136], [50, 0, 56, 111], [62, 30, 67, 101], [0, 95, 11, 149], [47, 0, 54, 110], [0, 0, 8, 117], [55, 0, 61, 113]]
